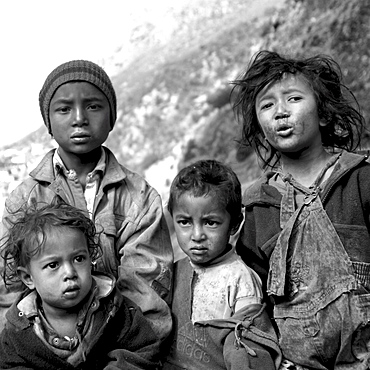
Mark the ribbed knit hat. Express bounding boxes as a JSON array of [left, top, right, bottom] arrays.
[[39, 60, 117, 134]]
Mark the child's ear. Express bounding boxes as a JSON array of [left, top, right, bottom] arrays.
[[319, 118, 329, 127], [230, 213, 244, 236], [17, 267, 35, 290]]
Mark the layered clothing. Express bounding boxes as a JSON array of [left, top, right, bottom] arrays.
[[237, 151, 370, 369], [0, 147, 173, 341], [164, 249, 281, 370], [0, 273, 161, 369]]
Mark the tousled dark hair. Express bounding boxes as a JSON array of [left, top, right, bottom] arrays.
[[1, 200, 102, 286], [231, 50, 365, 168]]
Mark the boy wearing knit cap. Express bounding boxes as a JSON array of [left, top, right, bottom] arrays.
[[0, 60, 173, 347]]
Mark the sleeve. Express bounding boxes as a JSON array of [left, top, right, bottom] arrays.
[[0, 185, 32, 332], [223, 330, 277, 370], [235, 209, 270, 287], [196, 304, 281, 370], [115, 185, 174, 342], [103, 304, 162, 370], [235, 191, 282, 294], [0, 323, 73, 370], [0, 327, 30, 369], [224, 304, 282, 370], [231, 267, 264, 313], [0, 177, 62, 333]]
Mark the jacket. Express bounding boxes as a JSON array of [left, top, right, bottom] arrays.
[[0, 147, 173, 341], [236, 151, 370, 291], [0, 274, 161, 370], [163, 257, 281, 370]]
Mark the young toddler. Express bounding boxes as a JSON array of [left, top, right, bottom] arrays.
[[163, 159, 281, 370], [0, 201, 161, 369]]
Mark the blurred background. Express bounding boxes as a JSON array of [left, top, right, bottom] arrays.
[[1, 0, 369, 225]]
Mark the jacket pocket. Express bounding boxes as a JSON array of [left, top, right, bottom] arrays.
[[95, 214, 119, 276]]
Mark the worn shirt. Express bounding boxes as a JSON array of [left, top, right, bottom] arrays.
[[163, 255, 280, 370], [17, 275, 113, 366], [0, 147, 173, 342], [53, 148, 106, 217], [0, 273, 162, 370], [191, 247, 263, 322]]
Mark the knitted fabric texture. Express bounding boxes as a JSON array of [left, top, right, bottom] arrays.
[[39, 60, 117, 134]]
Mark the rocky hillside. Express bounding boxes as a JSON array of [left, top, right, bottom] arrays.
[[1, 0, 370, 206]]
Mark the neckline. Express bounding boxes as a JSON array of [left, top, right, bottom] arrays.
[[278, 153, 341, 195]]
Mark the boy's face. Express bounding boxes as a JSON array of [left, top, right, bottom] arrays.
[[172, 192, 233, 265], [18, 227, 92, 318], [49, 81, 111, 159], [255, 73, 327, 157]]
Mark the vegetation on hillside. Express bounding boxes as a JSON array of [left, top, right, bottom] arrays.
[[1, 0, 369, 201], [107, 0, 370, 192]]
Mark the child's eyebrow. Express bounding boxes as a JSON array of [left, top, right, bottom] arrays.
[[37, 248, 89, 261], [173, 212, 190, 218], [50, 97, 73, 105], [257, 87, 305, 102], [51, 96, 105, 105]]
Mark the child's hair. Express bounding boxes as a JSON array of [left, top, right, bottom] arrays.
[[167, 159, 242, 228], [231, 50, 365, 168], [1, 201, 102, 287]]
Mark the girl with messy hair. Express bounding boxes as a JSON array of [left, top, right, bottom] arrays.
[[231, 50, 370, 369]]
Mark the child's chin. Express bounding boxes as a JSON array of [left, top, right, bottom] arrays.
[[189, 255, 210, 265]]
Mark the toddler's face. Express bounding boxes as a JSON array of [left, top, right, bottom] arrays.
[[49, 81, 111, 159], [255, 73, 327, 157], [172, 193, 233, 265], [19, 227, 92, 318]]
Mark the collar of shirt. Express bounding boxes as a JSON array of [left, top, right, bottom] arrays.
[[52, 148, 107, 216], [190, 244, 235, 271], [16, 274, 115, 354], [52, 148, 107, 179]]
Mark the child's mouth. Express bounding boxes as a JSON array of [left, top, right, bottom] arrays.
[[63, 285, 80, 298], [276, 125, 293, 137], [71, 134, 90, 144], [71, 136, 90, 144], [190, 247, 207, 255]]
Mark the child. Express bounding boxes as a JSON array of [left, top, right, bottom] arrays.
[[231, 50, 370, 369], [0, 60, 173, 343], [163, 159, 281, 370], [0, 202, 161, 369]]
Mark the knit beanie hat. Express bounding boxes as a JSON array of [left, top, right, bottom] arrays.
[[39, 60, 117, 134]]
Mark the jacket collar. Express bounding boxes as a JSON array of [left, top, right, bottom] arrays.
[[243, 151, 367, 207], [29, 146, 127, 187], [7, 273, 115, 330]]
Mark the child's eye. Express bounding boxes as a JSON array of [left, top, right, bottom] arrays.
[[205, 220, 218, 227], [45, 262, 59, 270], [177, 220, 190, 227], [261, 102, 273, 110], [289, 96, 302, 102], [56, 106, 71, 113], [88, 104, 100, 111], [74, 255, 86, 263]]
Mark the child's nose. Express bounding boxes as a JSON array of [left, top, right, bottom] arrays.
[[192, 224, 205, 241], [63, 263, 77, 280], [275, 100, 290, 120], [73, 107, 88, 126]]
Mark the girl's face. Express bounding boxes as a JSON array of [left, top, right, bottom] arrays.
[[18, 227, 92, 319], [255, 73, 327, 158], [172, 193, 234, 265]]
